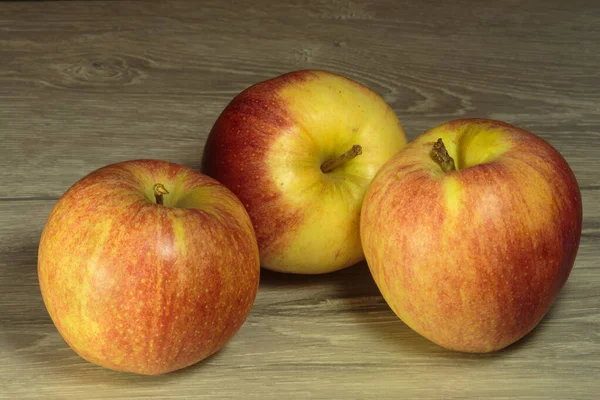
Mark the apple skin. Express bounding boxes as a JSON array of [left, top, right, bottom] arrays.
[[361, 119, 582, 353], [202, 70, 407, 274], [38, 160, 260, 374]]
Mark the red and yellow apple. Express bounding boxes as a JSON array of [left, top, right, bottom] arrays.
[[38, 160, 260, 374], [202, 70, 407, 274], [361, 119, 582, 352]]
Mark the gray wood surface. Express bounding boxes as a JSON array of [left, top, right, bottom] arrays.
[[1, 1, 598, 399]]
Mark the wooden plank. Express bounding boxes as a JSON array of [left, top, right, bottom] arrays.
[[1, 1, 599, 399], [0, 191, 598, 398], [1, 0, 599, 199]]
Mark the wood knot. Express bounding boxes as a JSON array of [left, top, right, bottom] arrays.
[[53, 54, 148, 89]]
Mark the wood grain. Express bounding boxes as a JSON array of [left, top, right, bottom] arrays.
[[1, 1, 599, 399], [2, 0, 600, 198]]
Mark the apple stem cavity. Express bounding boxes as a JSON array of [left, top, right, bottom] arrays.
[[431, 138, 457, 173], [153, 183, 169, 205], [320, 144, 363, 173]]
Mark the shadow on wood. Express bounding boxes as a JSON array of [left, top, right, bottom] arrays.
[[258, 258, 558, 362], [0, 242, 232, 384]]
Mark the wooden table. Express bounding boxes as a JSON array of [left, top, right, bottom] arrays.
[[1, 1, 598, 399]]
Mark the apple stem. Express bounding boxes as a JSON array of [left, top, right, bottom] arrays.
[[431, 138, 456, 173], [153, 183, 169, 205], [320, 145, 363, 173]]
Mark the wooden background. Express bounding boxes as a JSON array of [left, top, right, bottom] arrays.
[[1, 1, 598, 399]]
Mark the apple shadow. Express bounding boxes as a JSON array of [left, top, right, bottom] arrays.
[[258, 260, 394, 297], [490, 292, 566, 355], [0, 242, 232, 385], [257, 261, 440, 351], [3, 241, 568, 385], [0, 242, 104, 379], [70, 345, 230, 385], [0, 242, 56, 352], [259, 259, 567, 363]]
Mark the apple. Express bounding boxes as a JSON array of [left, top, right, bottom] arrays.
[[202, 70, 407, 274], [361, 119, 582, 353], [38, 160, 260, 374]]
